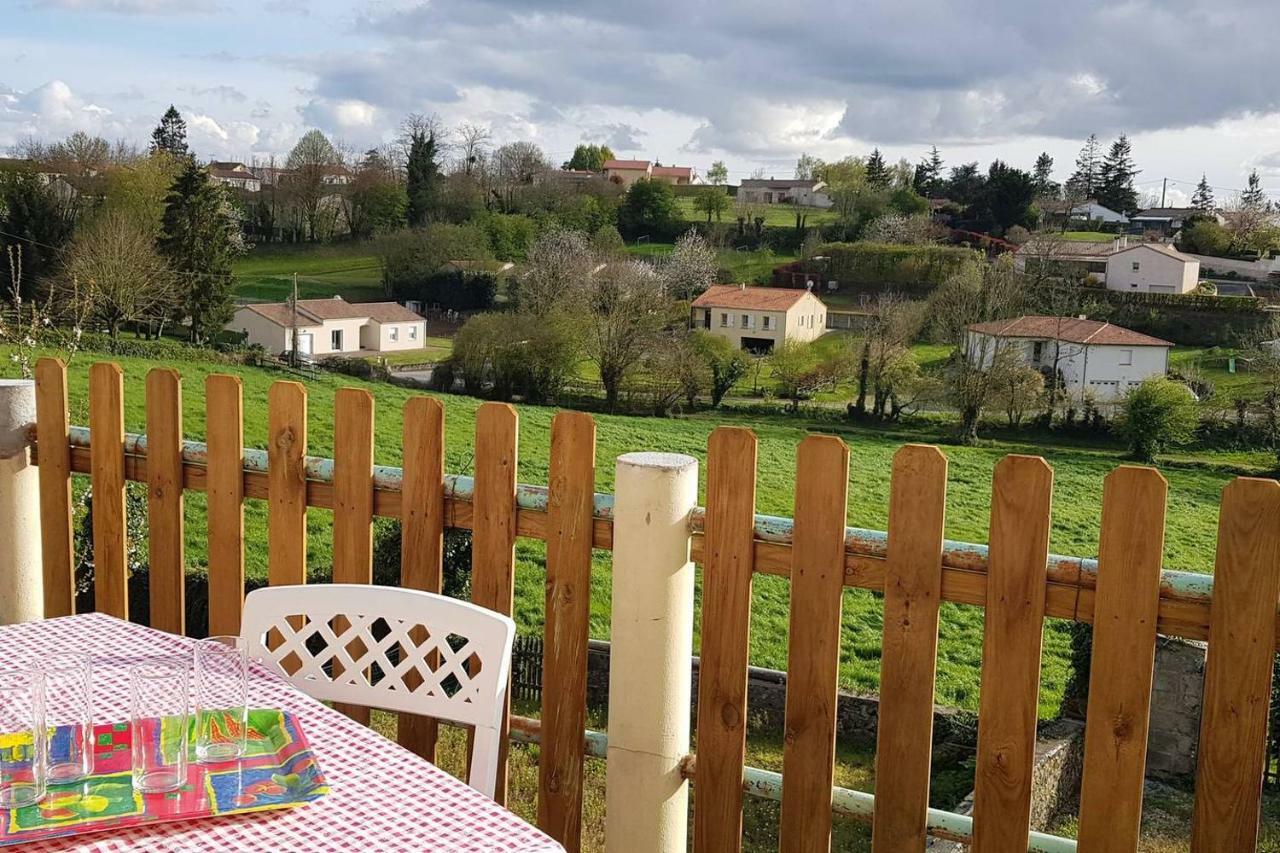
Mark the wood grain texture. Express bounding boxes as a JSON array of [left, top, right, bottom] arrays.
[[538, 411, 597, 851], [145, 369, 184, 635], [88, 362, 128, 620], [205, 375, 245, 637], [872, 444, 948, 853], [693, 427, 758, 853], [970, 455, 1053, 853], [1077, 466, 1167, 852], [267, 381, 307, 590], [779, 434, 850, 853], [332, 387, 374, 725], [1191, 477, 1280, 852], [398, 397, 445, 761], [471, 402, 518, 806], [34, 358, 75, 618]]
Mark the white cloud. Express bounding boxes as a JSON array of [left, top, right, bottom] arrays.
[[40, 0, 217, 14]]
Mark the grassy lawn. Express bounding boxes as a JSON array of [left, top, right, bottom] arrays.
[[7, 347, 1266, 719], [626, 243, 796, 285], [675, 196, 837, 228], [1168, 346, 1265, 399], [1058, 231, 1116, 243], [233, 243, 385, 303], [363, 337, 454, 365]]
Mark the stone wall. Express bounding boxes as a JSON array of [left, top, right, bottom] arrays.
[[1146, 636, 1206, 780]]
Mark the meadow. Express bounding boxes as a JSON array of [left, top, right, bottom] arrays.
[[232, 243, 385, 302], [674, 196, 838, 228], [9, 347, 1264, 720]]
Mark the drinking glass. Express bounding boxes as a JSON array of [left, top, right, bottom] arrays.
[[129, 661, 188, 794], [0, 667, 46, 809], [194, 636, 248, 763], [39, 652, 93, 784]]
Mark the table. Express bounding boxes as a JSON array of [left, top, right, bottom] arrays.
[[0, 613, 564, 852]]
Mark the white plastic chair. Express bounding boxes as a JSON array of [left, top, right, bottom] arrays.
[[240, 583, 515, 798]]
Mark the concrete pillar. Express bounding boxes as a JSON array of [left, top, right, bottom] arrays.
[[605, 452, 698, 853], [0, 379, 41, 625]]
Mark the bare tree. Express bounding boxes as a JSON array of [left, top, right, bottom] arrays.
[[491, 141, 549, 212], [455, 123, 492, 175], [581, 260, 667, 410], [516, 229, 596, 317]]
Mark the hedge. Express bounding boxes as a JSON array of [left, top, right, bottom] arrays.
[[816, 242, 981, 293]]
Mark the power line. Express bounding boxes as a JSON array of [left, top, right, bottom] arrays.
[[0, 227, 243, 282]]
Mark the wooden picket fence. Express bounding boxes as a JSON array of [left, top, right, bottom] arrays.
[[26, 356, 1280, 852]]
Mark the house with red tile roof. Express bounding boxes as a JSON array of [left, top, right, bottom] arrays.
[[603, 159, 695, 187], [229, 297, 427, 358], [966, 315, 1173, 401], [690, 284, 827, 352]]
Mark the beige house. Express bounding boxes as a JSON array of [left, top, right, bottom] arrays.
[[208, 162, 261, 192], [690, 285, 827, 353], [737, 179, 833, 208], [230, 297, 427, 358], [1104, 243, 1200, 294], [603, 159, 694, 187]]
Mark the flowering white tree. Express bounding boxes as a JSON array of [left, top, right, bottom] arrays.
[[661, 230, 718, 299]]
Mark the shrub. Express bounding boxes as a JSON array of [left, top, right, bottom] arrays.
[[617, 179, 683, 241], [1115, 378, 1200, 462], [817, 242, 981, 293]]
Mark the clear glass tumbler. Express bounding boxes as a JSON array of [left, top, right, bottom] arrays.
[[0, 667, 46, 809], [39, 652, 93, 784], [129, 661, 189, 794], [193, 636, 248, 763]]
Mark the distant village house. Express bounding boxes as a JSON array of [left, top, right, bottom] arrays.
[[230, 297, 426, 358], [603, 159, 694, 187], [737, 179, 833, 209], [690, 285, 827, 353]]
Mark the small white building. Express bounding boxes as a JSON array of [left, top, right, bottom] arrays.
[[737, 179, 833, 208], [230, 297, 427, 358], [690, 285, 827, 353], [965, 315, 1173, 402], [208, 162, 261, 192], [1104, 243, 1201, 294], [1068, 201, 1128, 224]]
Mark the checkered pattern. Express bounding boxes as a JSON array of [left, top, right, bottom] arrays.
[[0, 614, 564, 852]]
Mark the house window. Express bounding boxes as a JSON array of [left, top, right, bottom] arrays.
[[762, 316, 773, 331], [1032, 341, 1044, 362], [741, 314, 751, 330], [1119, 349, 1133, 366], [1132, 261, 1141, 271], [330, 329, 343, 351], [720, 313, 730, 327], [389, 326, 399, 342], [409, 326, 418, 340]]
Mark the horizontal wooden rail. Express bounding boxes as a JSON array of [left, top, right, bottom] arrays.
[[44, 427, 1241, 646]]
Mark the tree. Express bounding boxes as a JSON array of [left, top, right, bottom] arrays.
[[617, 178, 681, 239], [1241, 170, 1268, 211], [149, 105, 189, 159], [971, 160, 1038, 233], [1066, 134, 1102, 200], [1032, 152, 1058, 198], [590, 224, 627, 259], [662, 230, 717, 299], [795, 153, 823, 181], [945, 162, 985, 207], [851, 293, 928, 419], [158, 160, 242, 343], [99, 152, 182, 236], [706, 161, 728, 186], [989, 362, 1046, 427], [492, 141, 548, 212], [516, 229, 596, 316], [768, 340, 850, 412], [1116, 379, 1199, 462], [691, 331, 749, 407], [692, 186, 730, 222], [563, 143, 614, 172], [60, 210, 177, 338], [865, 148, 890, 188], [913, 146, 944, 197], [1096, 135, 1140, 214], [455, 123, 492, 175], [580, 261, 668, 409], [0, 167, 75, 297], [285, 129, 340, 239], [404, 124, 443, 226], [1180, 219, 1232, 256], [1192, 174, 1215, 211]]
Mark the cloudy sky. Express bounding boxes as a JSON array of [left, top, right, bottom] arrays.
[[6, 0, 1280, 205]]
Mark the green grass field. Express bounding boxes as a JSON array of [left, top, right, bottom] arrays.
[[675, 196, 837, 228], [7, 347, 1265, 719], [627, 243, 796, 285], [233, 243, 385, 302], [1057, 231, 1116, 243]]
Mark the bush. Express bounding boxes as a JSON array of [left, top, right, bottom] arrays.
[[617, 179, 683, 241], [1115, 378, 1200, 462], [475, 212, 538, 262], [817, 242, 981, 293], [377, 223, 492, 303]]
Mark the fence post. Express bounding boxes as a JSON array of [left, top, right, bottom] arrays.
[[0, 379, 41, 625], [605, 451, 698, 853]]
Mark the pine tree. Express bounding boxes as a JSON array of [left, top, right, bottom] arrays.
[[1032, 152, 1058, 197], [1096, 135, 1140, 214], [1241, 169, 1267, 210], [865, 148, 890, 188], [158, 160, 240, 344], [913, 146, 944, 197], [1191, 175, 1215, 211], [1066, 134, 1101, 199], [405, 129, 442, 227], [150, 105, 189, 159]]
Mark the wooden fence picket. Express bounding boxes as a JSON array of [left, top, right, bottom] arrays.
[[332, 388, 375, 725], [34, 358, 74, 618], [538, 411, 597, 850], [205, 375, 245, 637], [693, 427, 758, 853], [779, 434, 850, 853], [1077, 466, 1167, 851], [88, 362, 127, 620], [267, 381, 308, 590], [1190, 478, 1280, 852], [871, 444, 948, 853], [398, 397, 446, 761], [145, 369, 184, 635], [970, 455, 1053, 853], [471, 402, 519, 806]]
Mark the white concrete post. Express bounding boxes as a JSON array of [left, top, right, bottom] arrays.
[[605, 452, 698, 853], [0, 379, 41, 625]]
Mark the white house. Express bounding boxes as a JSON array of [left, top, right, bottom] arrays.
[[965, 315, 1173, 402], [737, 179, 833, 208], [1068, 201, 1128, 224], [690, 285, 827, 353], [208, 162, 261, 192], [1104, 243, 1201, 294], [230, 297, 427, 357]]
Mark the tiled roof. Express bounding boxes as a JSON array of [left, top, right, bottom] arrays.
[[1112, 242, 1198, 264], [967, 315, 1173, 347], [364, 302, 425, 323], [242, 297, 421, 326], [652, 166, 692, 178], [603, 159, 650, 170], [691, 284, 817, 311]]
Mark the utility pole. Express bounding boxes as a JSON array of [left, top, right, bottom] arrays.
[[290, 271, 299, 367], [1160, 177, 1167, 207]]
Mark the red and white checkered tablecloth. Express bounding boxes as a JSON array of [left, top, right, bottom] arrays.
[[0, 613, 565, 853]]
